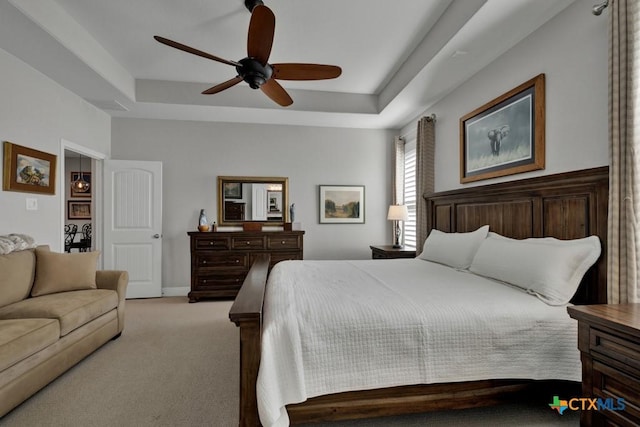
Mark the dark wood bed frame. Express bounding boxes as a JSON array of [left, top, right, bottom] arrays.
[[229, 166, 609, 426]]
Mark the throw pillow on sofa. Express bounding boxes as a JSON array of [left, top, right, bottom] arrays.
[[31, 248, 100, 296]]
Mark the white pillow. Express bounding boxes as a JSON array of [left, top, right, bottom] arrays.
[[469, 232, 601, 305], [418, 225, 489, 269]]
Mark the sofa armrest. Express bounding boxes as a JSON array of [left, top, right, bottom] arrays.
[[96, 270, 128, 333], [96, 270, 129, 299]]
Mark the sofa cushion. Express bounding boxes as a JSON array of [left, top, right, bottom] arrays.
[[32, 248, 100, 297], [0, 289, 118, 337], [0, 318, 59, 371], [0, 249, 36, 309]]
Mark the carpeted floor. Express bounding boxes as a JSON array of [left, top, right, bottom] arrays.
[[0, 297, 580, 426]]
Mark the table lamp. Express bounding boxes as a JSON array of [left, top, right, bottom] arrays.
[[387, 205, 409, 248]]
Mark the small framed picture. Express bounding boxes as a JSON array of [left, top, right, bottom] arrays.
[[3, 141, 57, 195], [319, 185, 365, 224], [224, 182, 243, 199], [68, 200, 91, 220]]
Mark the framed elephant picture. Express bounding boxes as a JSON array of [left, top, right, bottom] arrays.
[[460, 74, 545, 183]]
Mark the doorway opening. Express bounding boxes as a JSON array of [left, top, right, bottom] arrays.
[[60, 140, 105, 266]]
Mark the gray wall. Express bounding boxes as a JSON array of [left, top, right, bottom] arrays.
[[111, 0, 609, 295], [401, 0, 609, 190], [111, 119, 396, 291], [1, 0, 609, 297], [0, 48, 110, 250]]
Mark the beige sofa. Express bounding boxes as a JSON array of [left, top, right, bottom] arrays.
[[0, 246, 128, 417]]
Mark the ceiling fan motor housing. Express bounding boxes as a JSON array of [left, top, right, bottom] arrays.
[[237, 58, 273, 89]]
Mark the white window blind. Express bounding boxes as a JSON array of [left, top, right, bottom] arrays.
[[403, 139, 417, 249]]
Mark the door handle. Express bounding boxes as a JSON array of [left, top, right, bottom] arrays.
[[152, 234, 162, 239]]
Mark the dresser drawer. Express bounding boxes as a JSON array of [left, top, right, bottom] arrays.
[[196, 271, 247, 289], [196, 253, 247, 269], [592, 361, 640, 425], [590, 328, 640, 376], [195, 236, 230, 250], [267, 235, 300, 250], [231, 236, 265, 250]]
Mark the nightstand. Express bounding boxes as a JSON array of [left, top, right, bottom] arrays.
[[370, 245, 416, 259], [567, 304, 640, 426]]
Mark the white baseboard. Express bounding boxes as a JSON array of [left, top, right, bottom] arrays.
[[161, 286, 190, 297]]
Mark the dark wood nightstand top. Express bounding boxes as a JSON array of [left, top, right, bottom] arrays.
[[370, 245, 416, 259], [568, 303, 640, 338]]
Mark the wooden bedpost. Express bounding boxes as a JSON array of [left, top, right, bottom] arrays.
[[229, 254, 270, 427]]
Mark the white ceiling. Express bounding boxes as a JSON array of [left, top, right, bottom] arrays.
[[0, 0, 578, 129]]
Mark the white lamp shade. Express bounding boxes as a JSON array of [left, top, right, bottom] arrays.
[[387, 205, 409, 221]]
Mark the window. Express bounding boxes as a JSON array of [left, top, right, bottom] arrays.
[[403, 140, 417, 248]]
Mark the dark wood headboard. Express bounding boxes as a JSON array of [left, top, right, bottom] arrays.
[[425, 166, 609, 304]]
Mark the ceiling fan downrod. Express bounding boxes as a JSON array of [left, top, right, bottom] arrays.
[[244, 0, 264, 13]]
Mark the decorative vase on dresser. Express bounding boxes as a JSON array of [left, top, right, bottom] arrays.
[[187, 230, 304, 302]]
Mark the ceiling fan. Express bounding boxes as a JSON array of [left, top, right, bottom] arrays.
[[154, 0, 342, 107]]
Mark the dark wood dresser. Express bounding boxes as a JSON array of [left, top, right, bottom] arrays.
[[187, 230, 304, 302], [567, 304, 640, 426]]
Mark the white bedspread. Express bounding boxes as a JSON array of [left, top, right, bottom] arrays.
[[257, 259, 580, 427]]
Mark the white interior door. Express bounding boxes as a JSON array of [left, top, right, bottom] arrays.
[[251, 184, 267, 220], [103, 160, 162, 298]]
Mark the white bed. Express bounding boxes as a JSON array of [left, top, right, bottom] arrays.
[[258, 257, 583, 427], [229, 166, 609, 427]]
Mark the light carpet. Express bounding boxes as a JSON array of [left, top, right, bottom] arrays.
[[0, 297, 579, 426]]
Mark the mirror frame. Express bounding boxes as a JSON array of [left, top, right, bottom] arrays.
[[217, 176, 289, 226]]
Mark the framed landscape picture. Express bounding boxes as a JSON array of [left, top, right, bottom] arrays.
[[3, 141, 57, 195], [319, 185, 365, 224], [460, 74, 545, 183], [68, 200, 91, 220]]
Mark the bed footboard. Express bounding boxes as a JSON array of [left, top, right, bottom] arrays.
[[286, 380, 579, 423], [229, 254, 270, 427]]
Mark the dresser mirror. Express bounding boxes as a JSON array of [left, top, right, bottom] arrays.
[[217, 176, 289, 226]]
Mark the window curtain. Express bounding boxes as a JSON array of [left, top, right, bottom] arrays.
[[608, 0, 640, 303], [392, 136, 405, 205], [415, 116, 436, 254]]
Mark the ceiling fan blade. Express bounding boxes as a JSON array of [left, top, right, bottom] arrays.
[[154, 36, 241, 67], [247, 5, 275, 65], [260, 79, 293, 107], [272, 63, 342, 80], [202, 76, 244, 95]]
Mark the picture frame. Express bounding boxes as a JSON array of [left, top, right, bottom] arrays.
[[224, 182, 243, 199], [68, 200, 91, 220], [319, 185, 365, 224], [460, 73, 545, 183], [70, 171, 92, 197], [3, 141, 57, 195]]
